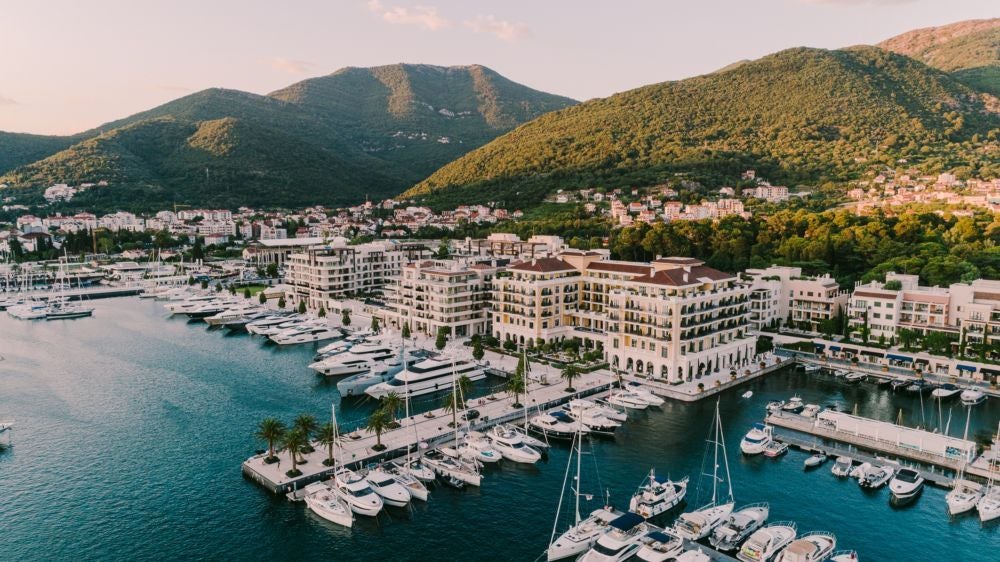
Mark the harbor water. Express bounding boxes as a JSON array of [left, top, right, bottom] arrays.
[[1, 298, 999, 561]]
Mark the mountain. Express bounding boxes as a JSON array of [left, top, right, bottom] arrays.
[[0, 132, 77, 175], [404, 47, 1000, 209], [0, 64, 576, 210], [877, 18, 1000, 95]]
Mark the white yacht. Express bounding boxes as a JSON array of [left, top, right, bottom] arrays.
[[164, 294, 219, 314], [7, 301, 47, 319], [628, 468, 689, 519], [737, 522, 796, 562], [674, 400, 735, 541], [775, 532, 837, 562], [337, 362, 399, 397], [43, 297, 93, 320], [302, 481, 353, 528], [931, 384, 961, 399], [888, 468, 925, 502], [573, 398, 628, 423], [960, 388, 987, 406], [332, 467, 383, 516], [366, 358, 486, 399], [633, 528, 685, 562], [594, 398, 630, 422], [528, 412, 589, 440], [830, 457, 853, 478], [204, 305, 264, 326], [547, 507, 621, 561], [977, 486, 1000, 522], [457, 431, 503, 464], [422, 448, 481, 486], [607, 391, 649, 410], [624, 383, 665, 406], [393, 458, 437, 484], [383, 464, 429, 501], [710, 503, 770, 552], [251, 317, 311, 337], [580, 512, 653, 562], [856, 464, 894, 489], [364, 467, 411, 507], [488, 424, 542, 464], [739, 424, 773, 455], [946, 479, 983, 516], [562, 402, 621, 435], [245, 315, 298, 335], [829, 550, 858, 562], [675, 550, 712, 562], [780, 397, 804, 414], [270, 324, 341, 345], [309, 342, 399, 376]]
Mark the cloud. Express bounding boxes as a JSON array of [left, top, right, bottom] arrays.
[[0, 94, 16, 105], [463, 15, 530, 41], [267, 57, 317, 75], [367, 0, 452, 31]]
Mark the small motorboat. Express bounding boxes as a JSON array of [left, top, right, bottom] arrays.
[[889, 468, 925, 502], [844, 372, 866, 384], [766, 401, 784, 414], [829, 550, 858, 562], [740, 424, 773, 455], [443, 475, 466, 489], [800, 404, 820, 418], [737, 521, 797, 562], [802, 364, 821, 374], [781, 397, 804, 414], [890, 379, 910, 391], [857, 464, 894, 489], [710, 503, 770, 552], [960, 388, 987, 406], [832, 370, 848, 378], [905, 380, 932, 394], [803, 453, 827, 469], [673, 503, 734, 541], [742, 391, 754, 399], [763, 441, 788, 458], [830, 457, 853, 478], [931, 384, 961, 399], [776, 532, 838, 562]]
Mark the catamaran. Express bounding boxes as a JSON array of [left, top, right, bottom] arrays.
[[674, 400, 735, 541]]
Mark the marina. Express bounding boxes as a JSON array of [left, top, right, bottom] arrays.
[[3, 297, 1000, 560]]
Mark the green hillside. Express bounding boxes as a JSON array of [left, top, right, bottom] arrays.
[[0, 132, 76, 175], [0, 65, 575, 210], [405, 47, 1000, 208], [877, 18, 1000, 95]]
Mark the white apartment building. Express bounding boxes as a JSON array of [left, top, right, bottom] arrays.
[[491, 252, 755, 383], [285, 240, 430, 308], [848, 273, 956, 342], [743, 265, 848, 332], [382, 259, 497, 338]]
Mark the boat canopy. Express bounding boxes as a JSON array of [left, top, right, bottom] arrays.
[[886, 354, 912, 362], [646, 531, 676, 544], [550, 411, 575, 423], [609, 512, 644, 531]]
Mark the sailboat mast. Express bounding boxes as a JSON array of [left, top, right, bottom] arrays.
[[331, 403, 340, 469], [718, 400, 734, 502], [574, 424, 582, 524], [711, 401, 720, 505]]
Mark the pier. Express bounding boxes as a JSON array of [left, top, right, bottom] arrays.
[[621, 355, 792, 402], [5, 284, 143, 302]]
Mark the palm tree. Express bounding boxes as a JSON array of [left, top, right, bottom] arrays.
[[442, 392, 461, 428], [561, 364, 581, 392], [381, 392, 403, 424], [294, 414, 319, 453], [255, 417, 286, 462], [317, 422, 337, 467], [282, 428, 308, 476], [456, 374, 472, 405], [506, 371, 526, 408], [367, 408, 392, 451]]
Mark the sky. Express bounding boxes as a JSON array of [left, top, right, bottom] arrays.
[[1, 0, 996, 135]]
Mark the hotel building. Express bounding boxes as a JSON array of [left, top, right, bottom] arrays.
[[382, 259, 497, 338]]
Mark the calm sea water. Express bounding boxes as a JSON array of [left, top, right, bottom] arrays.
[[1, 298, 999, 561]]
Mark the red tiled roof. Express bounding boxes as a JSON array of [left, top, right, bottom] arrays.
[[631, 265, 735, 286], [654, 257, 703, 265], [587, 261, 650, 275], [509, 257, 575, 273]]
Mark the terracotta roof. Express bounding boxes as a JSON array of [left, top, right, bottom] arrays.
[[587, 261, 650, 275], [974, 291, 1000, 302], [654, 257, 703, 265], [903, 292, 949, 304], [508, 257, 575, 273], [854, 290, 895, 299], [630, 265, 734, 286]]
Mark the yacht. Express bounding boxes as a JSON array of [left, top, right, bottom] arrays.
[[164, 294, 219, 314], [365, 466, 412, 507], [383, 464, 429, 501], [803, 453, 827, 469], [302, 481, 354, 528], [365, 358, 486, 399], [737, 522, 797, 562], [7, 301, 48, 319], [580, 512, 653, 562], [561, 402, 621, 435], [310, 342, 400, 376], [204, 305, 264, 327], [624, 383, 665, 406], [245, 315, 299, 335], [488, 424, 541, 464], [633, 528, 685, 562], [829, 551, 858, 562], [607, 391, 650, 410], [844, 372, 866, 384], [800, 404, 821, 419], [43, 297, 93, 320], [252, 317, 313, 337], [331, 467, 384, 516], [221, 309, 274, 330], [458, 431, 503, 464], [775, 532, 837, 562], [780, 397, 804, 414], [271, 324, 341, 345], [857, 464, 894, 490], [548, 507, 622, 561], [888, 468, 924, 502], [564, 398, 628, 424], [528, 412, 589, 440], [830, 457, 853, 478], [977, 485, 1000, 522], [946, 479, 983, 516], [710, 503, 770, 552], [675, 551, 712, 562], [739, 424, 773, 455], [628, 468, 689, 519], [387, 458, 436, 484], [511, 425, 551, 450], [931, 384, 961, 399], [762, 440, 788, 458], [594, 398, 630, 421], [675, 503, 734, 541], [422, 448, 481, 486], [337, 363, 399, 397], [960, 388, 987, 406]]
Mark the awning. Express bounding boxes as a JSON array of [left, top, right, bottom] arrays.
[[814, 344, 826, 351], [861, 350, 884, 358], [957, 364, 977, 372], [841, 348, 857, 355], [887, 354, 913, 362], [829, 345, 842, 352], [981, 368, 1000, 377]]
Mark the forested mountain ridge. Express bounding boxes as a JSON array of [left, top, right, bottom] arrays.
[[0, 64, 576, 210], [404, 46, 1000, 209]]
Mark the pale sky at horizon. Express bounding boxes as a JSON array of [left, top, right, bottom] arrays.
[[1, 0, 996, 135]]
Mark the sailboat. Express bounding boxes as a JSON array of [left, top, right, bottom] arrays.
[[976, 421, 1000, 522], [546, 425, 623, 561], [946, 404, 983, 516], [303, 404, 354, 528], [674, 399, 735, 541], [422, 352, 482, 486], [45, 254, 93, 320], [385, 338, 434, 496]]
